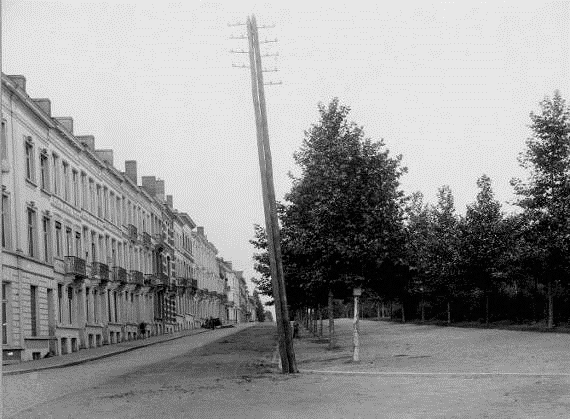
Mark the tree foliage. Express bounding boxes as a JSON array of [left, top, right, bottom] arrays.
[[283, 98, 407, 297]]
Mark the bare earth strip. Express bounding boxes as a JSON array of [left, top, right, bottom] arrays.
[[5, 320, 570, 418]]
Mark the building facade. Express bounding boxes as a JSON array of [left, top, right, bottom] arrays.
[[1, 74, 253, 363]]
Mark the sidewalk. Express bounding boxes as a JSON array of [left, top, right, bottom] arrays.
[[3, 324, 245, 376]]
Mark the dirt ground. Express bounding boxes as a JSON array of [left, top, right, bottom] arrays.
[[8, 320, 570, 418]]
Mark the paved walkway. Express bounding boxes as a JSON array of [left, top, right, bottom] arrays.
[[3, 325, 241, 376]]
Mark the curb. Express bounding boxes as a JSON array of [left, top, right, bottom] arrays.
[[4, 328, 212, 376]]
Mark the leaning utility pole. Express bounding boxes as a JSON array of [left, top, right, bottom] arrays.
[[1, 0, 4, 408], [231, 15, 297, 373]]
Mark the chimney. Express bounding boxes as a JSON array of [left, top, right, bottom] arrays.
[[32, 98, 51, 117], [141, 176, 157, 197], [197, 226, 204, 236], [95, 149, 114, 166], [156, 179, 165, 202], [167, 195, 173, 209], [7, 75, 26, 91], [77, 135, 95, 151], [54, 117, 74, 134], [125, 160, 137, 185]]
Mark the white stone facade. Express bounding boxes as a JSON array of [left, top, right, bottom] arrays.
[[1, 74, 250, 364]]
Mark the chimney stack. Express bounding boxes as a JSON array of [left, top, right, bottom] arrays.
[[95, 149, 114, 166], [125, 160, 138, 185], [32, 98, 51, 117], [77, 135, 95, 151], [197, 226, 204, 236], [54, 117, 73, 134], [156, 179, 165, 202], [167, 195, 173, 209], [141, 176, 157, 197], [7, 75, 26, 91]]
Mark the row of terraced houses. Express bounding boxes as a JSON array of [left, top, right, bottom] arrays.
[[1, 74, 256, 364]]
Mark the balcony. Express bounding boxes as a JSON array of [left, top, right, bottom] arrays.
[[113, 266, 127, 284], [142, 231, 151, 247], [130, 270, 144, 286], [144, 274, 156, 286], [154, 233, 166, 248], [64, 256, 87, 279], [91, 262, 109, 283], [127, 224, 138, 242]]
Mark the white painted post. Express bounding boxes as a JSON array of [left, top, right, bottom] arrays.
[[353, 287, 361, 362]]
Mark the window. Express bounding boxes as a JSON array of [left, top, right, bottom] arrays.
[[55, 222, 62, 257], [2, 283, 8, 344], [91, 233, 97, 263], [81, 173, 87, 209], [93, 289, 98, 323], [27, 207, 37, 257], [75, 232, 82, 258], [52, 154, 59, 195], [58, 284, 63, 323], [63, 162, 70, 201], [1, 120, 7, 163], [40, 151, 49, 191], [67, 287, 73, 324], [108, 291, 112, 322], [72, 170, 79, 207], [97, 185, 102, 218], [85, 287, 90, 324], [117, 197, 122, 226], [89, 179, 95, 213], [114, 292, 118, 323], [65, 228, 72, 256], [42, 216, 51, 263], [2, 194, 11, 249], [25, 137, 35, 182], [30, 286, 38, 336]]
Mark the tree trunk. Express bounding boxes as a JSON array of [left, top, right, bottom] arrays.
[[447, 301, 451, 325], [377, 302, 381, 320], [485, 293, 489, 326], [548, 280, 554, 329], [319, 305, 323, 337], [313, 307, 318, 335], [401, 301, 406, 323], [421, 299, 425, 323], [328, 290, 335, 349]]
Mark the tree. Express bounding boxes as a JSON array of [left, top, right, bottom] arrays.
[[283, 98, 407, 348], [264, 310, 274, 322], [420, 186, 461, 324], [250, 224, 273, 300], [252, 290, 266, 322], [462, 175, 504, 325], [512, 91, 570, 328]]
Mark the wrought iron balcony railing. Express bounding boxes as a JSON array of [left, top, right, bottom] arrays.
[[142, 231, 151, 247], [91, 261, 109, 282], [113, 266, 127, 284], [64, 256, 86, 278], [131, 270, 144, 286], [144, 274, 156, 286], [127, 224, 138, 242]]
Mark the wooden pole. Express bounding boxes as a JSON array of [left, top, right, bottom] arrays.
[[0, 0, 3, 407], [247, 15, 297, 373]]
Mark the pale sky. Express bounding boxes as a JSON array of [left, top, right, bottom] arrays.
[[3, 1, 570, 296]]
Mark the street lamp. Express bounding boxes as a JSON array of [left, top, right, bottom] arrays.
[[353, 286, 362, 362]]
